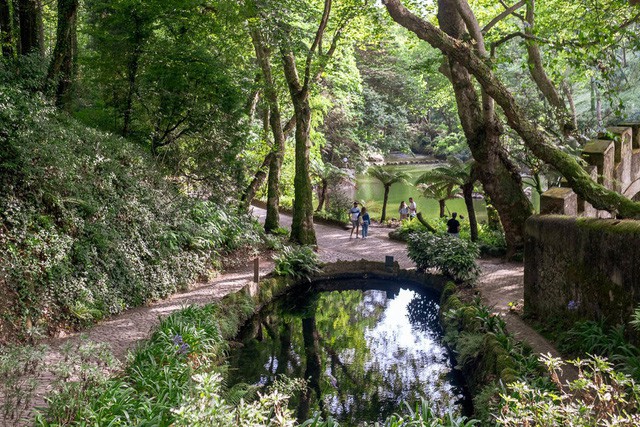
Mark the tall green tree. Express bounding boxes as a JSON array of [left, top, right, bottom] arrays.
[[47, 0, 79, 108], [368, 165, 410, 221]]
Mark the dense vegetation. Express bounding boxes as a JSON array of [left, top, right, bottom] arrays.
[[2, 0, 640, 425], [0, 85, 262, 341]]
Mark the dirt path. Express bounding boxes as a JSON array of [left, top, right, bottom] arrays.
[[3, 207, 570, 425]]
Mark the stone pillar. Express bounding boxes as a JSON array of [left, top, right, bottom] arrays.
[[618, 122, 640, 149], [601, 127, 632, 192], [540, 187, 578, 216], [582, 140, 615, 190]]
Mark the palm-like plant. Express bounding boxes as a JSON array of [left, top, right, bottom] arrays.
[[368, 165, 410, 221], [417, 182, 460, 218], [310, 160, 348, 212], [416, 159, 479, 241]]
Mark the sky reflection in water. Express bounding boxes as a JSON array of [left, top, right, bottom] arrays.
[[227, 285, 467, 426]]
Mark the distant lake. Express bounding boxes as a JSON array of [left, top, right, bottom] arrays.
[[355, 162, 488, 222]]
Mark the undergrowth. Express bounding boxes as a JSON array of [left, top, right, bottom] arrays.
[[0, 85, 263, 340]]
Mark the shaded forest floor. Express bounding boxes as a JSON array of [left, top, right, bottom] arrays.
[[5, 206, 572, 425]]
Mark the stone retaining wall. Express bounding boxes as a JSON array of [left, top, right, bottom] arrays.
[[524, 215, 640, 327]]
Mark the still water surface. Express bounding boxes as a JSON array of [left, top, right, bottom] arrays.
[[227, 282, 469, 425]]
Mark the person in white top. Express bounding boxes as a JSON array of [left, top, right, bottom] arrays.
[[349, 201, 361, 238], [408, 197, 417, 219]]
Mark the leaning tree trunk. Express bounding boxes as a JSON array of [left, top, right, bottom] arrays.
[[438, 199, 446, 218], [381, 186, 390, 222], [461, 182, 477, 241], [17, 0, 43, 55], [47, 0, 78, 108], [298, 316, 323, 421], [436, 0, 532, 254], [0, 0, 14, 57], [383, 0, 640, 220]]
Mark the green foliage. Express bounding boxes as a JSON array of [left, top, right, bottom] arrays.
[[371, 399, 478, 427], [407, 232, 480, 283], [0, 86, 263, 339], [558, 320, 640, 380], [476, 224, 507, 257], [497, 355, 640, 426], [0, 344, 47, 424], [274, 246, 321, 282]]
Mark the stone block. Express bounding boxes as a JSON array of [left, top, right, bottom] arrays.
[[578, 165, 597, 217], [582, 140, 615, 190], [540, 187, 577, 216], [633, 149, 640, 185], [618, 122, 640, 149], [601, 127, 632, 190]]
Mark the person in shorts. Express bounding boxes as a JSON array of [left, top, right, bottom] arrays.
[[349, 202, 361, 238]]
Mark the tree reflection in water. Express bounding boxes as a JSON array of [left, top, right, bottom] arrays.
[[226, 283, 468, 426]]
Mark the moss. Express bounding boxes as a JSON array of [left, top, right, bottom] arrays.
[[576, 217, 640, 235], [441, 281, 458, 304], [500, 367, 518, 384]]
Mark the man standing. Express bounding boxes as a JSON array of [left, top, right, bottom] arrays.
[[447, 212, 462, 237], [408, 197, 417, 219], [349, 202, 361, 239]]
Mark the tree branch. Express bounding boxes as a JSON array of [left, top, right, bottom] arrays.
[[304, 0, 332, 89], [482, 0, 525, 34]]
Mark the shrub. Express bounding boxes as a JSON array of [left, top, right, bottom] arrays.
[[274, 245, 321, 282], [497, 355, 640, 426], [407, 232, 480, 283], [325, 190, 352, 224]]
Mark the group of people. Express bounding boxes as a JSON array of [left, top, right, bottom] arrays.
[[349, 202, 370, 239], [398, 197, 417, 220], [349, 197, 464, 240]]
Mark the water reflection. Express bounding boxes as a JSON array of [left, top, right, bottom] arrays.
[[227, 284, 468, 426]]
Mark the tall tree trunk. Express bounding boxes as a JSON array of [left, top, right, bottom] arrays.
[[0, 0, 14, 57], [47, 0, 78, 109], [282, 50, 316, 245], [438, 199, 446, 218], [240, 152, 273, 210], [316, 179, 328, 212], [381, 185, 390, 221], [252, 28, 287, 234], [123, 14, 144, 137], [462, 182, 477, 241], [17, 0, 42, 55]]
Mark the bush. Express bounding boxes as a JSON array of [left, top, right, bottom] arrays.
[[407, 232, 480, 283], [274, 246, 321, 282], [497, 355, 640, 426]]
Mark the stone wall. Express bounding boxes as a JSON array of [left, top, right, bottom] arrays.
[[524, 215, 640, 327]]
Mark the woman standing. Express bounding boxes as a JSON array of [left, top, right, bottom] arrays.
[[360, 207, 371, 238], [398, 201, 408, 220]]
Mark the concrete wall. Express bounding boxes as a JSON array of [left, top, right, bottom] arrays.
[[524, 215, 640, 326]]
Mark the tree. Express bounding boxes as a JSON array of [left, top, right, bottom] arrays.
[[47, 0, 79, 108], [0, 0, 13, 57], [368, 165, 410, 221], [416, 159, 478, 240], [382, 0, 640, 236], [310, 159, 347, 212], [16, 0, 43, 56]]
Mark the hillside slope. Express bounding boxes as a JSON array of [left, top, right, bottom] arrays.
[[0, 86, 261, 342]]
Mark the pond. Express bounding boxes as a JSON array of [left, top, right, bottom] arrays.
[[226, 280, 471, 425], [355, 163, 488, 222]]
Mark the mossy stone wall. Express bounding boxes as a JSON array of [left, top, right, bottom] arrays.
[[524, 215, 640, 326]]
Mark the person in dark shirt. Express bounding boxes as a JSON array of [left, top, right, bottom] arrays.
[[447, 212, 462, 237]]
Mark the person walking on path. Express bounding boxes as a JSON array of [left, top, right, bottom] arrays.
[[349, 202, 361, 238], [408, 197, 417, 219], [360, 207, 371, 238], [447, 212, 463, 237], [398, 201, 408, 220]]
